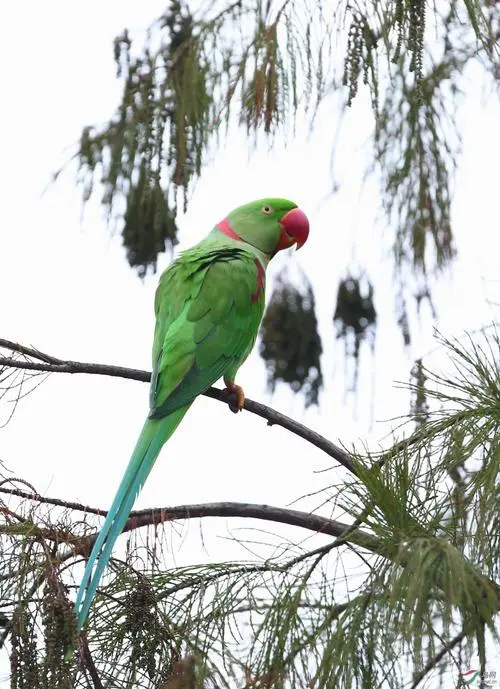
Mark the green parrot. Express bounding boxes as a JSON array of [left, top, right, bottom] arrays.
[[74, 197, 309, 630]]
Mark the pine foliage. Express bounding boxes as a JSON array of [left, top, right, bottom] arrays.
[[1, 330, 499, 688]]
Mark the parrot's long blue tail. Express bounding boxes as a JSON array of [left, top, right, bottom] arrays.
[[74, 405, 190, 630]]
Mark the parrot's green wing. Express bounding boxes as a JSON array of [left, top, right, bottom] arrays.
[[149, 246, 265, 418]]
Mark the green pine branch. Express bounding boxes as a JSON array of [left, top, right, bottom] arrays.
[[0, 327, 499, 686]]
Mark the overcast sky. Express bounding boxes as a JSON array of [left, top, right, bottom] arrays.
[[1, 2, 499, 686]]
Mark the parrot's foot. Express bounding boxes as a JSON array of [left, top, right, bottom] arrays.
[[223, 379, 245, 413]]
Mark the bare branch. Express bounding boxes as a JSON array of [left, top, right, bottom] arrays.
[[0, 485, 382, 559], [0, 339, 356, 475], [78, 636, 105, 689], [127, 502, 380, 554], [0, 485, 108, 517]]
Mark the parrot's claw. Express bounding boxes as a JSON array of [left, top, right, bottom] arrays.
[[223, 379, 245, 413]]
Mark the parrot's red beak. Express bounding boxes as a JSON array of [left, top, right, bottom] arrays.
[[276, 207, 310, 252]]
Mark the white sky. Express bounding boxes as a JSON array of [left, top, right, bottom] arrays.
[[0, 2, 499, 687]]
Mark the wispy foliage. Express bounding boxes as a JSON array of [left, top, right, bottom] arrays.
[[0, 329, 499, 687], [74, 0, 500, 274], [78, 0, 209, 275], [375, 56, 458, 281]]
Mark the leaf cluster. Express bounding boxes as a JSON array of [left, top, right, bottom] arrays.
[[259, 270, 323, 406]]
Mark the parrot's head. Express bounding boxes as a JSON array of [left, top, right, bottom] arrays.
[[217, 198, 309, 257]]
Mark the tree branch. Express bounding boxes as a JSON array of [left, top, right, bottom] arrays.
[[0, 338, 357, 475], [79, 637, 105, 689], [0, 485, 383, 559], [127, 501, 381, 553]]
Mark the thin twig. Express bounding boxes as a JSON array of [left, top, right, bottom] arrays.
[[0, 485, 109, 517], [0, 339, 64, 365], [284, 506, 373, 569], [0, 338, 357, 475], [410, 628, 467, 689]]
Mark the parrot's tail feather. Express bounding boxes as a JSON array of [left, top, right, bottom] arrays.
[[74, 404, 190, 630]]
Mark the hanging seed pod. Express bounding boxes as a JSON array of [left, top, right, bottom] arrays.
[[41, 568, 74, 689], [410, 358, 429, 427], [123, 163, 179, 277], [10, 607, 41, 689], [125, 579, 173, 681], [333, 273, 376, 391], [343, 12, 379, 106], [260, 271, 323, 407]]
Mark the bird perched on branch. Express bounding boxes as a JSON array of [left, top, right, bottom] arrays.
[[74, 197, 309, 629]]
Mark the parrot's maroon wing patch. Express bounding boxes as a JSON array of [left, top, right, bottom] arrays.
[[251, 259, 265, 302]]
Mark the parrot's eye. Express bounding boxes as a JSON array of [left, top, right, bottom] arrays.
[[262, 205, 273, 215]]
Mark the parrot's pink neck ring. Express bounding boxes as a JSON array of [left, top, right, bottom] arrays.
[[216, 218, 241, 241], [216, 217, 270, 261]]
